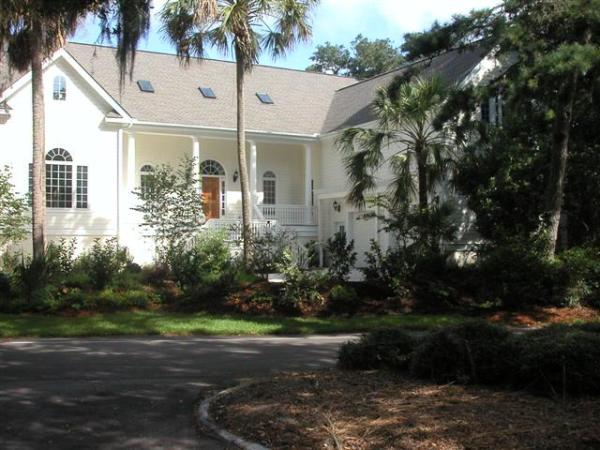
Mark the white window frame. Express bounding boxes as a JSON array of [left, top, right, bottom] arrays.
[[262, 171, 276, 205], [53, 76, 67, 101], [139, 163, 155, 194], [30, 148, 89, 210]]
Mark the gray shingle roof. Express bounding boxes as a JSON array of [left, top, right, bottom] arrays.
[[2, 43, 486, 136], [65, 43, 356, 136], [321, 46, 487, 133]]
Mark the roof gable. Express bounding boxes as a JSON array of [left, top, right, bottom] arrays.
[[321, 46, 487, 134], [65, 43, 356, 136]]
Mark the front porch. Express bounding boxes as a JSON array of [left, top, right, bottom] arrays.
[[120, 129, 318, 259]]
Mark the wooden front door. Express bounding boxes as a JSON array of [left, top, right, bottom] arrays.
[[202, 177, 220, 219]]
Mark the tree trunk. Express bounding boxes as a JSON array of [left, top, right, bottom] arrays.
[[544, 71, 578, 257], [235, 50, 252, 267], [415, 145, 428, 210], [31, 35, 46, 260]]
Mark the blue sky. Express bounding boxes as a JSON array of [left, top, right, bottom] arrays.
[[72, 0, 499, 70]]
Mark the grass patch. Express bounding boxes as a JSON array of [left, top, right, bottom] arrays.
[[0, 311, 466, 338]]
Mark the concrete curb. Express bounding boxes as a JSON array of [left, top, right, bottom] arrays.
[[197, 381, 270, 450]]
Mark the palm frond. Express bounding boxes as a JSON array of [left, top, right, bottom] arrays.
[[388, 152, 416, 208]]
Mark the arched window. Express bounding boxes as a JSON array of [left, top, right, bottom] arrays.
[[53, 76, 67, 101], [200, 160, 225, 176], [140, 164, 154, 194], [263, 171, 276, 205], [29, 148, 88, 209]]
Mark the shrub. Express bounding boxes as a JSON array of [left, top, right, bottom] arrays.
[[45, 238, 77, 281], [558, 247, 600, 307], [167, 232, 237, 299], [277, 249, 325, 314], [0, 271, 12, 299], [249, 228, 294, 277], [513, 325, 600, 397], [329, 284, 360, 314], [76, 238, 131, 290], [338, 329, 417, 370], [326, 231, 356, 282], [11, 256, 56, 307], [410, 321, 513, 385], [475, 236, 561, 308]]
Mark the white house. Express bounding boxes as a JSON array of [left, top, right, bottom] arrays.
[[0, 43, 502, 264]]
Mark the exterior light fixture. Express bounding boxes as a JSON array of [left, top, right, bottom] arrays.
[[233, 170, 239, 183], [332, 200, 341, 212]]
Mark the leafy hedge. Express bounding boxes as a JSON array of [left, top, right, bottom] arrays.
[[339, 321, 600, 397]]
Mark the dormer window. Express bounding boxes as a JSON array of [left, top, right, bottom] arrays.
[[199, 87, 216, 99], [137, 80, 155, 93], [53, 76, 67, 101], [256, 93, 274, 104], [481, 94, 503, 126]]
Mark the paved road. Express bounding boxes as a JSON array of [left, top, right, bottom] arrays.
[[0, 335, 354, 450]]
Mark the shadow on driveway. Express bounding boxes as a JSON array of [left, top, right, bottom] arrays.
[[0, 335, 353, 449]]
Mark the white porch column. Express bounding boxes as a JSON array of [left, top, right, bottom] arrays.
[[304, 143, 313, 207], [117, 128, 125, 245], [249, 140, 258, 207], [127, 132, 136, 199], [304, 143, 313, 225], [192, 136, 201, 193]]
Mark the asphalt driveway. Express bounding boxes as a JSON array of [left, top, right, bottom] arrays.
[[0, 335, 354, 449]]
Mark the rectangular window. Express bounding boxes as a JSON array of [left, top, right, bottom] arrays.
[[46, 164, 72, 208], [76, 166, 88, 209], [53, 76, 66, 101], [263, 179, 276, 205], [29, 163, 87, 209], [481, 99, 490, 124]]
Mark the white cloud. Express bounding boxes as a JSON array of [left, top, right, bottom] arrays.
[[311, 0, 500, 44]]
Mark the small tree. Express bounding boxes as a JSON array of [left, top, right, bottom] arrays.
[[132, 156, 205, 259], [0, 166, 29, 248], [326, 231, 357, 282]]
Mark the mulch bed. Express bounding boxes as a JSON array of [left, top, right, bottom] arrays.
[[486, 306, 600, 328], [212, 370, 600, 450]]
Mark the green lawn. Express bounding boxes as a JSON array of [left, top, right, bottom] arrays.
[[0, 311, 466, 338]]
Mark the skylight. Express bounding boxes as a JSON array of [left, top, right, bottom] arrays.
[[256, 93, 274, 104], [199, 87, 216, 99], [137, 80, 155, 93]]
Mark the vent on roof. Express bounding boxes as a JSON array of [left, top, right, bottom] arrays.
[[199, 87, 216, 99], [256, 93, 274, 104], [137, 80, 155, 93]]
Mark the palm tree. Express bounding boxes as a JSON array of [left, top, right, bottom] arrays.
[[161, 0, 318, 267], [338, 75, 452, 211], [0, 0, 151, 260]]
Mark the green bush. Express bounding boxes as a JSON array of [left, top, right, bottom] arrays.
[[76, 238, 131, 290], [329, 284, 360, 314], [410, 321, 514, 385], [513, 325, 600, 397], [475, 236, 561, 308], [249, 228, 294, 278], [558, 247, 600, 307], [0, 271, 12, 299], [338, 329, 417, 370], [326, 231, 357, 282], [167, 232, 238, 299], [276, 249, 325, 314]]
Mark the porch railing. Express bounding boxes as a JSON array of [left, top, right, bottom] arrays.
[[259, 204, 317, 226], [201, 219, 279, 242]]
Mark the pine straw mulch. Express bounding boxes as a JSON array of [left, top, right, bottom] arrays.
[[211, 370, 600, 450]]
